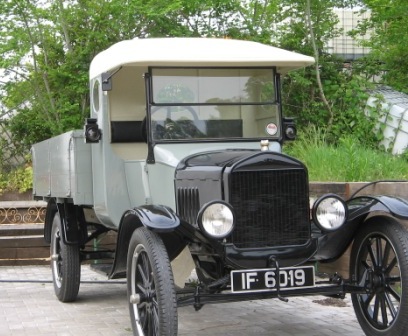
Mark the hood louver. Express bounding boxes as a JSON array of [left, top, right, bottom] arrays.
[[177, 187, 200, 225]]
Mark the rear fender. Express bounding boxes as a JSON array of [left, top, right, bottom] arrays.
[[56, 202, 80, 245], [44, 199, 57, 244], [44, 200, 84, 245], [109, 204, 185, 279]]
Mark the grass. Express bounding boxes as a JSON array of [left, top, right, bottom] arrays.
[[284, 127, 408, 182]]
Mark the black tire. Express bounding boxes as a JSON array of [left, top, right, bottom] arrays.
[[127, 227, 177, 336], [350, 217, 408, 336], [50, 210, 81, 302]]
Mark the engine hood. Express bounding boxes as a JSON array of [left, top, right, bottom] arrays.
[[176, 149, 305, 180], [176, 149, 257, 180], [175, 150, 260, 214]]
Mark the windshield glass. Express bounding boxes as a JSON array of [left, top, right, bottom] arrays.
[[150, 68, 280, 141]]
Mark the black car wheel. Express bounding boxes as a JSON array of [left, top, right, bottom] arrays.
[[127, 227, 177, 336], [350, 217, 408, 336], [50, 210, 81, 302]]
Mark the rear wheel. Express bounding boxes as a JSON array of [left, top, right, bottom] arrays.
[[50, 211, 81, 302], [350, 217, 408, 336], [127, 227, 177, 336]]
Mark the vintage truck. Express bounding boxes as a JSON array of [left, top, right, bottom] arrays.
[[31, 37, 408, 336]]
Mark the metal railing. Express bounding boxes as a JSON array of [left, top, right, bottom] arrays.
[[0, 201, 46, 224]]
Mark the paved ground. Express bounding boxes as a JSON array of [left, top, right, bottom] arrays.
[[0, 265, 365, 336]]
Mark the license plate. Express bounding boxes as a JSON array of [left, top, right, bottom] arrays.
[[231, 266, 315, 293]]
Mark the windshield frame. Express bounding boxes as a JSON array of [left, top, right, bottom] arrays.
[[145, 66, 283, 160]]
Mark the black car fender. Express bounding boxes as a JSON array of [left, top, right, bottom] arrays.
[[44, 199, 81, 245], [313, 195, 408, 262], [109, 204, 186, 279], [348, 195, 408, 220]]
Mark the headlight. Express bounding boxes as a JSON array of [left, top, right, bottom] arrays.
[[197, 201, 235, 239], [312, 194, 347, 232]]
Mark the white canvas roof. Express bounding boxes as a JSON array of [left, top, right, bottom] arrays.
[[89, 38, 315, 79]]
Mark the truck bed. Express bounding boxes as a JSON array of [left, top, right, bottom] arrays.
[[31, 130, 93, 205]]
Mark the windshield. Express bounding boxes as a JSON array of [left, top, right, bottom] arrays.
[[150, 68, 280, 141]]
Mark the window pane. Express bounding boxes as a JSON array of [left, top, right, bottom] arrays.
[[151, 104, 280, 141], [152, 68, 275, 104]]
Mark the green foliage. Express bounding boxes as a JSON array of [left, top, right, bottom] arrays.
[[0, 0, 173, 155], [352, 0, 408, 94], [282, 53, 384, 148], [401, 149, 408, 163], [0, 165, 33, 194], [274, 1, 386, 150], [285, 126, 408, 181]]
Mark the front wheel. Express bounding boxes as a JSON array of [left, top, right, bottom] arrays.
[[350, 217, 408, 336], [50, 210, 81, 302], [127, 227, 177, 336]]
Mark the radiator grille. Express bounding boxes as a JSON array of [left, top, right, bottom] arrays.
[[230, 169, 310, 248], [177, 187, 200, 224]]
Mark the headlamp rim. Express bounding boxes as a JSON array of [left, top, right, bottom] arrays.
[[197, 200, 235, 239], [312, 194, 348, 232]]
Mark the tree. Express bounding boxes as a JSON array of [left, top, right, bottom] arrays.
[[352, 0, 408, 94], [263, 0, 382, 146], [0, 0, 243, 160]]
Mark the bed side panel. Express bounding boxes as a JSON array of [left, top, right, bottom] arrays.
[[32, 130, 93, 205]]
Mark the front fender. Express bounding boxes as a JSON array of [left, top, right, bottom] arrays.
[[109, 204, 183, 279], [128, 204, 181, 231], [348, 195, 408, 220], [313, 195, 408, 262]]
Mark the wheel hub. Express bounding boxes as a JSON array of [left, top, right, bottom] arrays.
[[137, 288, 155, 306], [367, 267, 387, 294], [145, 289, 155, 304], [372, 270, 386, 293]]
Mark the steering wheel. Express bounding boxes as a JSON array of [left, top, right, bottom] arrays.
[[151, 106, 200, 139]]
